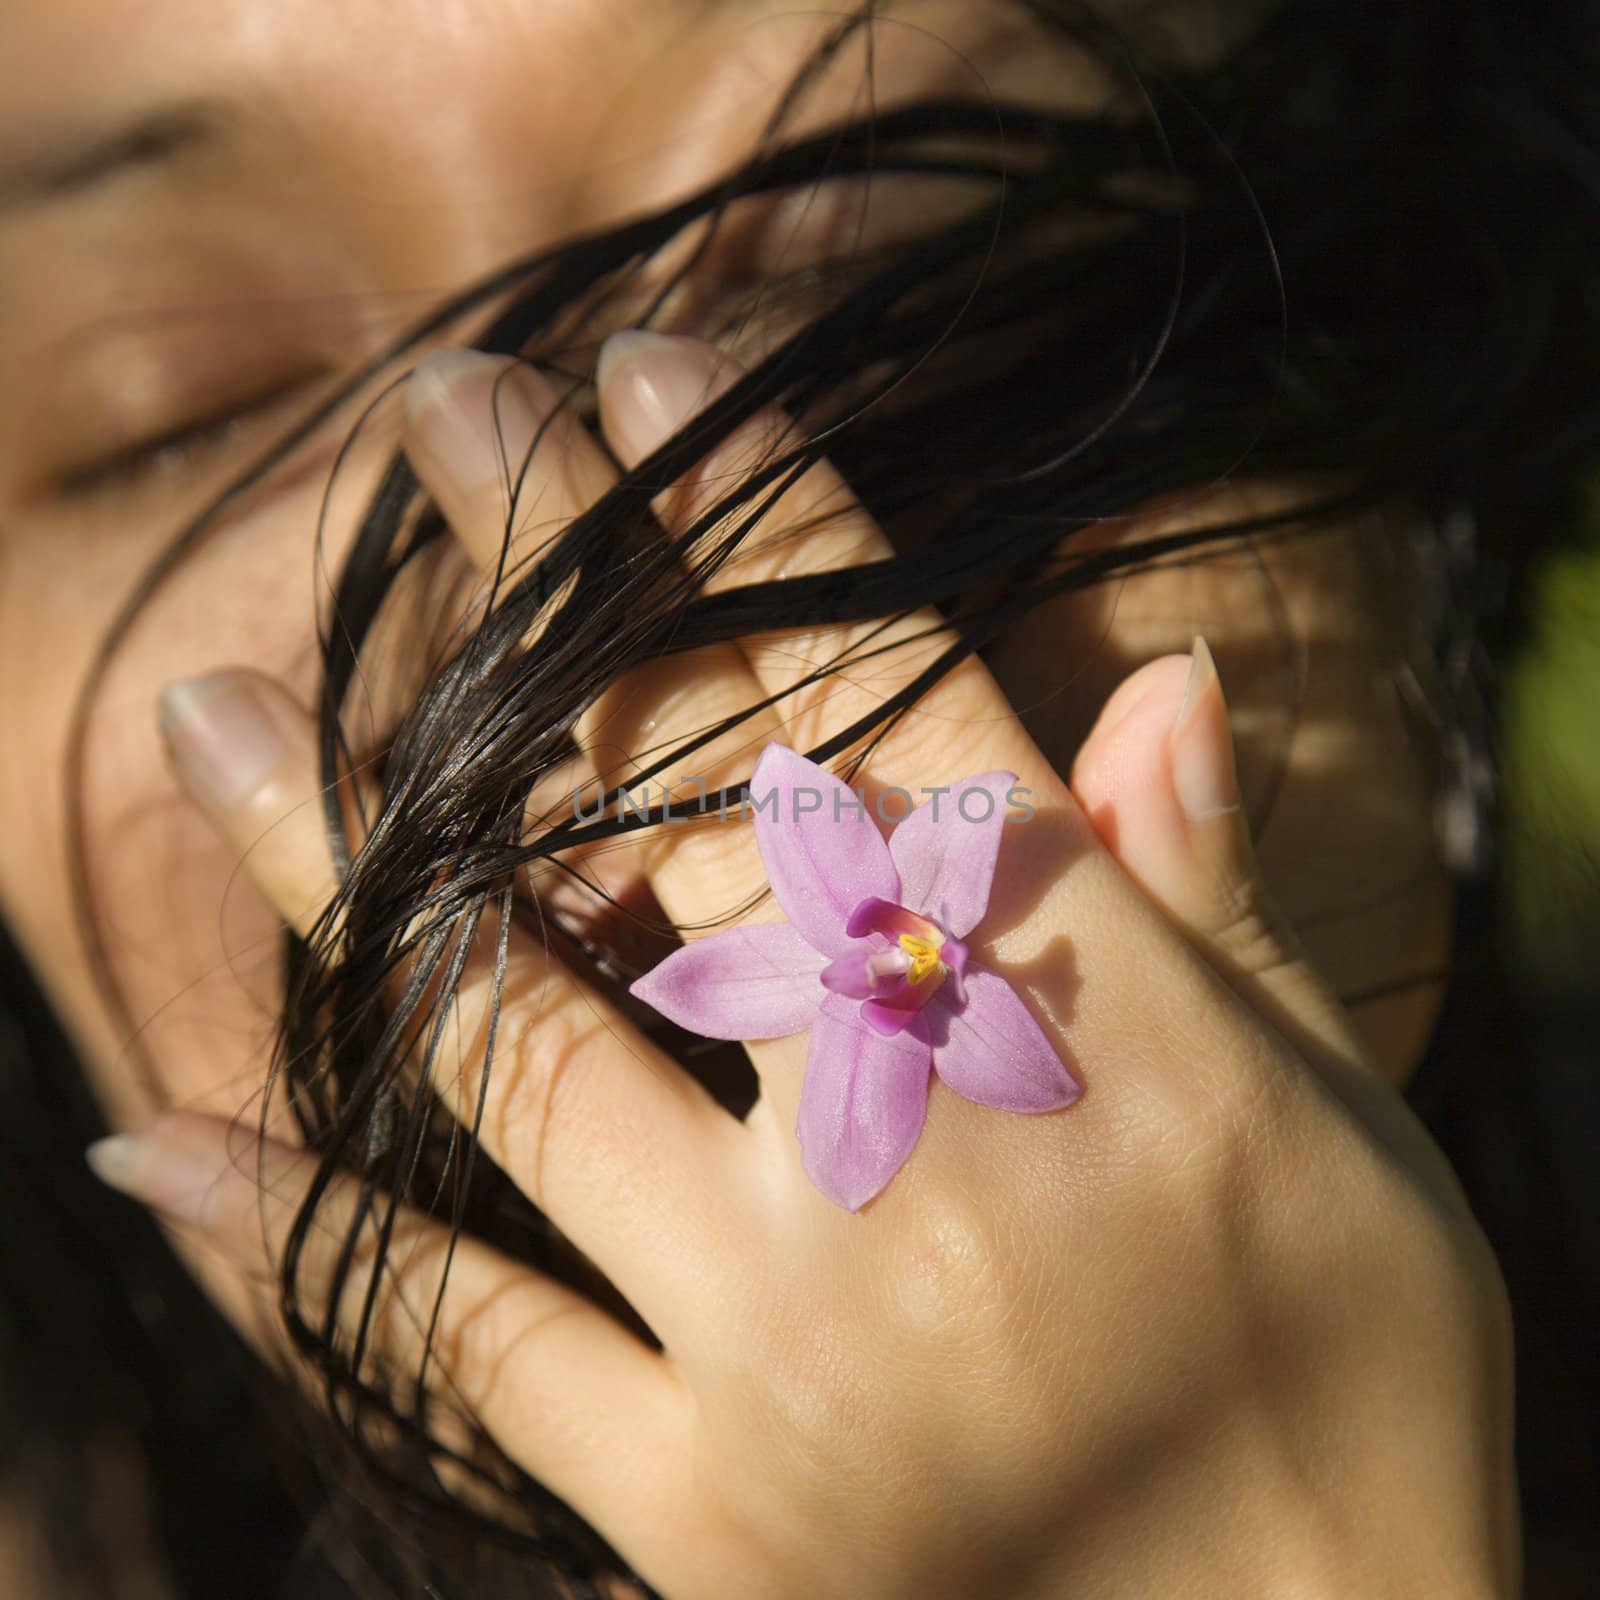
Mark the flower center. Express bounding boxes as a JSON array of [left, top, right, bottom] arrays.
[[898, 931, 944, 986], [817, 897, 972, 1036]]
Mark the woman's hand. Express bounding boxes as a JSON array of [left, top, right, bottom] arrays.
[[91, 336, 1519, 1599]]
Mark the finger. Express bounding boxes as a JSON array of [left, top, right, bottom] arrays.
[[593, 345, 1100, 901], [403, 345, 789, 1023], [85, 1111, 689, 1540], [401, 351, 679, 881], [1068, 637, 1373, 1076], [596, 329, 985, 759], [403, 350, 618, 579], [158, 671, 344, 940], [157, 667, 754, 1338], [158, 664, 618, 947], [592, 332, 1340, 1149], [157, 666, 599, 942]]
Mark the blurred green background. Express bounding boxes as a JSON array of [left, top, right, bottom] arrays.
[[1504, 482, 1600, 996]]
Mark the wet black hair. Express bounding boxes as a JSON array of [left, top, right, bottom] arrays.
[[12, 0, 1600, 1594]]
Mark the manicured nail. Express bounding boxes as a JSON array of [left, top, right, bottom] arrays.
[[405, 349, 556, 496], [1170, 635, 1242, 821], [595, 330, 731, 462], [158, 673, 284, 813], [85, 1119, 229, 1223]]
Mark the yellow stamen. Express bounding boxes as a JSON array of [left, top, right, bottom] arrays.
[[898, 932, 943, 986]]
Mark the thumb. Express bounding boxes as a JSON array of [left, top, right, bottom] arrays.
[[1070, 638, 1371, 1076]]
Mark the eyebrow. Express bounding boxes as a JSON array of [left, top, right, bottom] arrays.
[[0, 102, 225, 216]]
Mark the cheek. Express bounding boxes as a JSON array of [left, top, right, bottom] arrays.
[[0, 452, 388, 1129]]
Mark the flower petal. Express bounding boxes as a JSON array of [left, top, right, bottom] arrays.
[[844, 896, 941, 944], [796, 992, 933, 1211], [819, 942, 911, 1000], [819, 946, 877, 999], [925, 963, 1081, 1110], [750, 743, 898, 955], [629, 922, 824, 1040], [861, 997, 921, 1035], [941, 937, 969, 1006], [889, 771, 1017, 936]]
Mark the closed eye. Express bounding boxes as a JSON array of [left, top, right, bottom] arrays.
[[52, 375, 318, 501]]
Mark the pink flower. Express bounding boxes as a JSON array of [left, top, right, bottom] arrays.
[[630, 744, 1082, 1210]]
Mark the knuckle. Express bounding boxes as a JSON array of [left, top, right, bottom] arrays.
[[735, 1295, 893, 1511], [1209, 876, 1300, 980], [431, 1277, 564, 1420], [886, 1186, 1022, 1347], [1160, 1043, 1303, 1220], [488, 1005, 605, 1187], [640, 809, 762, 893], [1135, 987, 1297, 1148], [879, 1186, 1061, 1418], [671, 409, 793, 532]]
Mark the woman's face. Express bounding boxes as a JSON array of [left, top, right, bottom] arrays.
[[0, 0, 1449, 1174]]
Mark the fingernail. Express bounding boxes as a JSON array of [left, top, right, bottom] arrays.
[[85, 1121, 228, 1222], [405, 350, 556, 496], [1170, 635, 1242, 821], [158, 673, 284, 812], [595, 330, 729, 462]]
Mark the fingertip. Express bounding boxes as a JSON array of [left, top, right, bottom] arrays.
[[157, 669, 339, 938], [403, 351, 572, 569], [1068, 652, 1194, 858], [1169, 635, 1243, 824], [157, 669, 306, 818], [1067, 644, 1258, 958], [1070, 643, 1244, 858], [85, 1111, 250, 1223], [595, 329, 736, 467], [1072, 649, 1370, 1074], [404, 347, 509, 432], [594, 328, 677, 398]]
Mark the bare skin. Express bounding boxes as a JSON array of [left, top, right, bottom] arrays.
[[90, 336, 1515, 1597], [1, 2, 1503, 1596], [0, 0, 1114, 1125]]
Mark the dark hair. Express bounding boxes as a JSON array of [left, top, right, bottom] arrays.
[[10, 0, 1599, 1594]]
